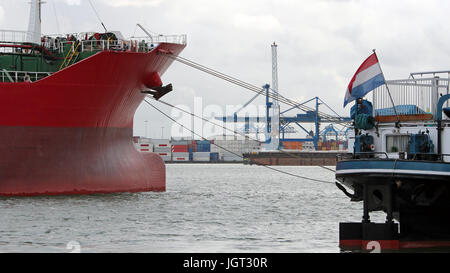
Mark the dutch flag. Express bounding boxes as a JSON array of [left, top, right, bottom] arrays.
[[344, 52, 386, 107]]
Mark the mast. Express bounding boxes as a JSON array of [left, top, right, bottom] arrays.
[[27, 0, 44, 44], [270, 42, 280, 150]]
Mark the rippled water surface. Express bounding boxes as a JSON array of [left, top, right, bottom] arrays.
[[0, 164, 378, 253]]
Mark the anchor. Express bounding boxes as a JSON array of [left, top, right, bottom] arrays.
[[141, 83, 173, 100]]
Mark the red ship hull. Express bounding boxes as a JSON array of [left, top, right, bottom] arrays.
[[0, 43, 185, 196]]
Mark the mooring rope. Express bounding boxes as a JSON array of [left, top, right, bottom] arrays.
[[161, 53, 351, 127], [154, 97, 339, 171], [144, 98, 336, 184]]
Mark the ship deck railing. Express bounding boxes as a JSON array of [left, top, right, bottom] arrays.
[[337, 152, 450, 162], [1, 30, 186, 55], [0, 30, 31, 44], [0, 69, 52, 83], [130, 34, 187, 46], [46, 33, 186, 54], [372, 77, 450, 121]]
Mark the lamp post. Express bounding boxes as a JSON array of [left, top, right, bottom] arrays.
[[144, 120, 148, 138]]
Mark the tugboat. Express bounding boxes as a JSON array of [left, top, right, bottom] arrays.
[[336, 68, 450, 251]]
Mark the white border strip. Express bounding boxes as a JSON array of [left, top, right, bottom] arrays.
[[336, 169, 450, 176]]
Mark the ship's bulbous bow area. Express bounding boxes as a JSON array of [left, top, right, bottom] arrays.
[[0, 127, 165, 196]]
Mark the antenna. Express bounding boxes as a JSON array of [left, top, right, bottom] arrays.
[[27, 0, 45, 44], [270, 42, 280, 150], [88, 0, 107, 32]]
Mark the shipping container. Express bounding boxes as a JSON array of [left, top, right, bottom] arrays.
[[210, 152, 219, 162], [172, 152, 189, 161], [188, 143, 198, 152], [210, 139, 260, 157], [171, 145, 189, 153], [138, 143, 154, 152], [154, 146, 172, 153], [193, 152, 210, 162], [171, 140, 189, 145], [197, 144, 211, 152], [156, 151, 171, 162], [151, 139, 171, 148], [222, 155, 243, 162]]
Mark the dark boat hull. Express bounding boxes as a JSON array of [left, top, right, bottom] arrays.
[[336, 159, 450, 250]]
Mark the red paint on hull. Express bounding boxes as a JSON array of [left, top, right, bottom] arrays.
[[0, 43, 185, 196], [0, 43, 184, 128], [340, 240, 450, 250]]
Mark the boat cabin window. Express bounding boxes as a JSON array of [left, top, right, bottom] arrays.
[[386, 135, 410, 153]]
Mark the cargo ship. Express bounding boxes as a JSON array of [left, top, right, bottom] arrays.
[[336, 71, 450, 250], [0, 1, 186, 196]]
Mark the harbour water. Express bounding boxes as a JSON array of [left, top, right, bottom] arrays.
[[0, 164, 385, 253]]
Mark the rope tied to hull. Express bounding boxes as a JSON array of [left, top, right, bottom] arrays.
[[144, 98, 337, 185]]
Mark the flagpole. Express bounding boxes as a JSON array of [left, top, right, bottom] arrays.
[[373, 49, 401, 127]]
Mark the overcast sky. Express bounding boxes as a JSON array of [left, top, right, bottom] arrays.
[[1, 0, 450, 139]]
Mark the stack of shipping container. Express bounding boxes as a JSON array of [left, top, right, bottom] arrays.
[[133, 137, 154, 153], [171, 139, 190, 162], [134, 137, 261, 162], [134, 136, 348, 161], [281, 141, 303, 150], [192, 140, 211, 162], [211, 139, 260, 162], [317, 140, 348, 151], [152, 139, 171, 161]]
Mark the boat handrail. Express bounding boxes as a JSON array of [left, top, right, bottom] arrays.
[[337, 152, 450, 163], [130, 34, 187, 45], [0, 30, 186, 54], [337, 152, 390, 161], [373, 78, 450, 120], [0, 70, 52, 83], [0, 30, 31, 43], [1, 38, 156, 55], [410, 153, 450, 161]]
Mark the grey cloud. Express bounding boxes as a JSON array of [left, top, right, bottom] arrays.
[[2, 0, 450, 138]]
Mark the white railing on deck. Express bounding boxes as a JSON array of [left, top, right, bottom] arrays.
[[0, 30, 31, 43], [151, 34, 187, 45], [1, 30, 186, 54], [131, 34, 187, 45], [0, 70, 52, 83], [372, 77, 450, 119]]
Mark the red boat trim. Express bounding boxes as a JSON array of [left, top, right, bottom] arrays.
[[341, 239, 450, 250], [339, 240, 362, 248], [362, 240, 399, 250], [0, 44, 33, 48], [399, 241, 450, 249]]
